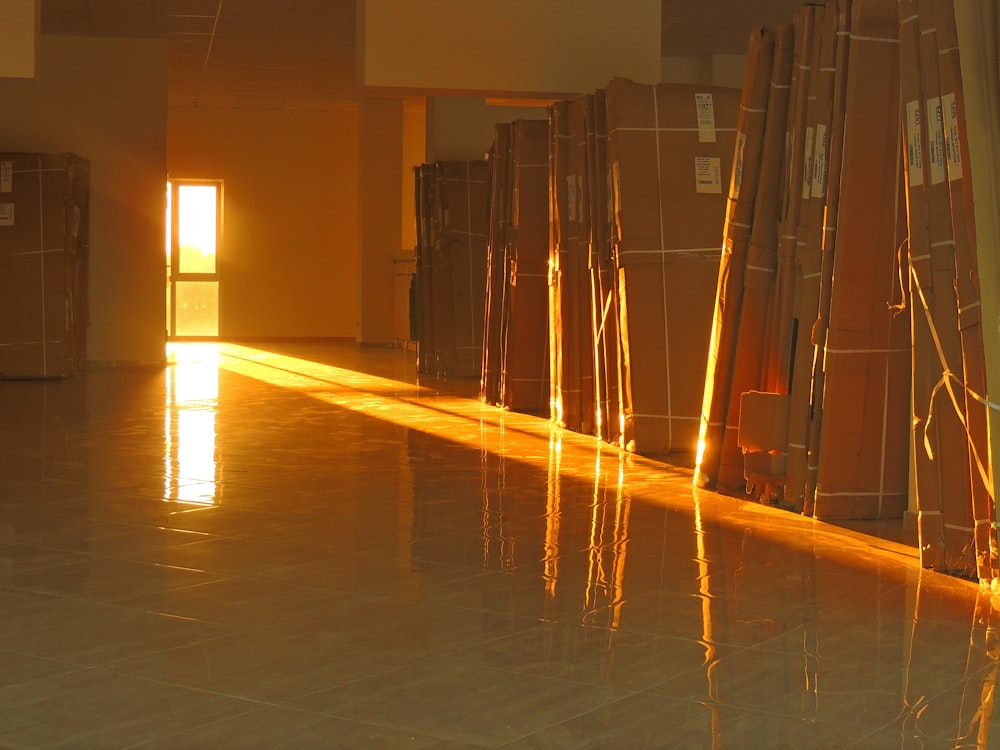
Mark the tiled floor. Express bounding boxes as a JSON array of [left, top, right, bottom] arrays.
[[1, 341, 998, 748]]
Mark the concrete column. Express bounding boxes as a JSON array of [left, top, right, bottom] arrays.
[[0, 0, 37, 79], [357, 97, 403, 345]]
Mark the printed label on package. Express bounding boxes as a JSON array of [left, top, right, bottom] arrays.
[[905, 100, 925, 187], [695, 93, 717, 143], [811, 124, 828, 199], [942, 92, 963, 181], [567, 175, 577, 222], [927, 97, 947, 185], [802, 126, 815, 200], [695, 157, 722, 194], [0, 203, 13, 226], [606, 169, 613, 224], [733, 132, 747, 199], [576, 175, 584, 224], [0, 162, 11, 193]]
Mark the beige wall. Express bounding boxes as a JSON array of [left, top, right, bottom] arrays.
[[0, 35, 167, 365], [357, 98, 402, 345], [0, 0, 38, 79], [168, 105, 360, 340], [661, 54, 748, 88], [427, 97, 548, 162], [359, 0, 660, 95]]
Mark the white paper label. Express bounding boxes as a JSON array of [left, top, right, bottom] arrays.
[[905, 100, 925, 187], [942, 92, 963, 181], [802, 126, 815, 200], [695, 157, 722, 194], [0, 162, 11, 193], [733, 132, 747, 199], [607, 166, 615, 223], [927, 97, 947, 185], [695, 93, 717, 143], [0, 203, 13, 226], [567, 175, 577, 222], [811, 123, 828, 199]]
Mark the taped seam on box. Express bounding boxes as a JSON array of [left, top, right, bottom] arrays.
[[632, 413, 698, 421], [607, 126, 738, 136], [619, 247, 720, 257], [37, 155, 47, 377], [465, 163, 475, 344], [652, 84, 674, 450], [825, 347, 910, 354], [851, 34, 899, 44], [815, 490, 906, 497]]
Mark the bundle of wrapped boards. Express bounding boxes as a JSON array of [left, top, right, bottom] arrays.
[[695, 0, 1000, 581], [480, 82, 740, 457], [417, 0, 1000, 582], [412, 160, 490, 379]]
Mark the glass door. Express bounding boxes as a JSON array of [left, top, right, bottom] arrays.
[[167, 179, 222, 338]]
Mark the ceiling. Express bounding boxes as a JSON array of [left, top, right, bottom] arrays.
[[39, 0, 811, 109]]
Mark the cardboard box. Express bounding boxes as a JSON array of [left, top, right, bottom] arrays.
[[586, 90, 623, 445], [697, 26, 785, 491], [812, 0, 909, 523], [606, 79, 740, 457], [482, 124, 513, 404], [501, 119, 550, 414], [0, 153, 89, 379]]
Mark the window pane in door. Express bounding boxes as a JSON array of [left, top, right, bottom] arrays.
[[175, 281, 219, 336], [177, 185, 217, 274]]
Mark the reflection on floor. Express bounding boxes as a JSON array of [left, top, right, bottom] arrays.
[[0, 341, 996, 748]]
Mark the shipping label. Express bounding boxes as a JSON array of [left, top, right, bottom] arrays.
[[695, 93, 717, 143], [927, 97, 947, 185], [567, 175, 577, 222], [733, 131, 747, 199], [0, 162, 11, 193], [905, 100, 925, 187], [695, 157, 722, 194], [0, 203, 13, 226], [811, 124, 828, 199], [576, 175, 584, 224], [802, 126, 815, 200], [942, 92, 963, 181]]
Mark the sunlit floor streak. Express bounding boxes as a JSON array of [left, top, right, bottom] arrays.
[[0, 341, 994, 749]]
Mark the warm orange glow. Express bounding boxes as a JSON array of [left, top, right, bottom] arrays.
[[177, 184, 217, 273], [164, 343, 220, 505]]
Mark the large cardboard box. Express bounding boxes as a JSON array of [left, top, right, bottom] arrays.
[[697, 26, 788, 492], [482, 124, 513, 404], [435, 161, 490, 379], [606, 79, 740, 458], [0, 153, 89, 379], [501, 119, 550, 414], [586, 90, 622, 445]]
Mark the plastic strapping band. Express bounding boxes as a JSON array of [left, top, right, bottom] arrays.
[[911, 263, 997, 499], [851, 35, 900, 44], [37, 156, 46, 376]]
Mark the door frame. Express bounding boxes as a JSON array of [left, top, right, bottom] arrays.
[[167, 178, 224, 340]]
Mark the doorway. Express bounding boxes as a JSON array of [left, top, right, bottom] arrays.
[[167, 179, 222, 339]]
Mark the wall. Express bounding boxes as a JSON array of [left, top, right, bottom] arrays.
[[398, 98, 426, 344], [426, 97, 548, 162], [0, 0, 37, 79], [661, 54, 748, 88], [0, 35, 168, 365], [358, 0, 660, 95], [168, 105, 360, 340]]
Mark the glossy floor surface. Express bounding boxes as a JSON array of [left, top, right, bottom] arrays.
[[2, 342, 998, 748]]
